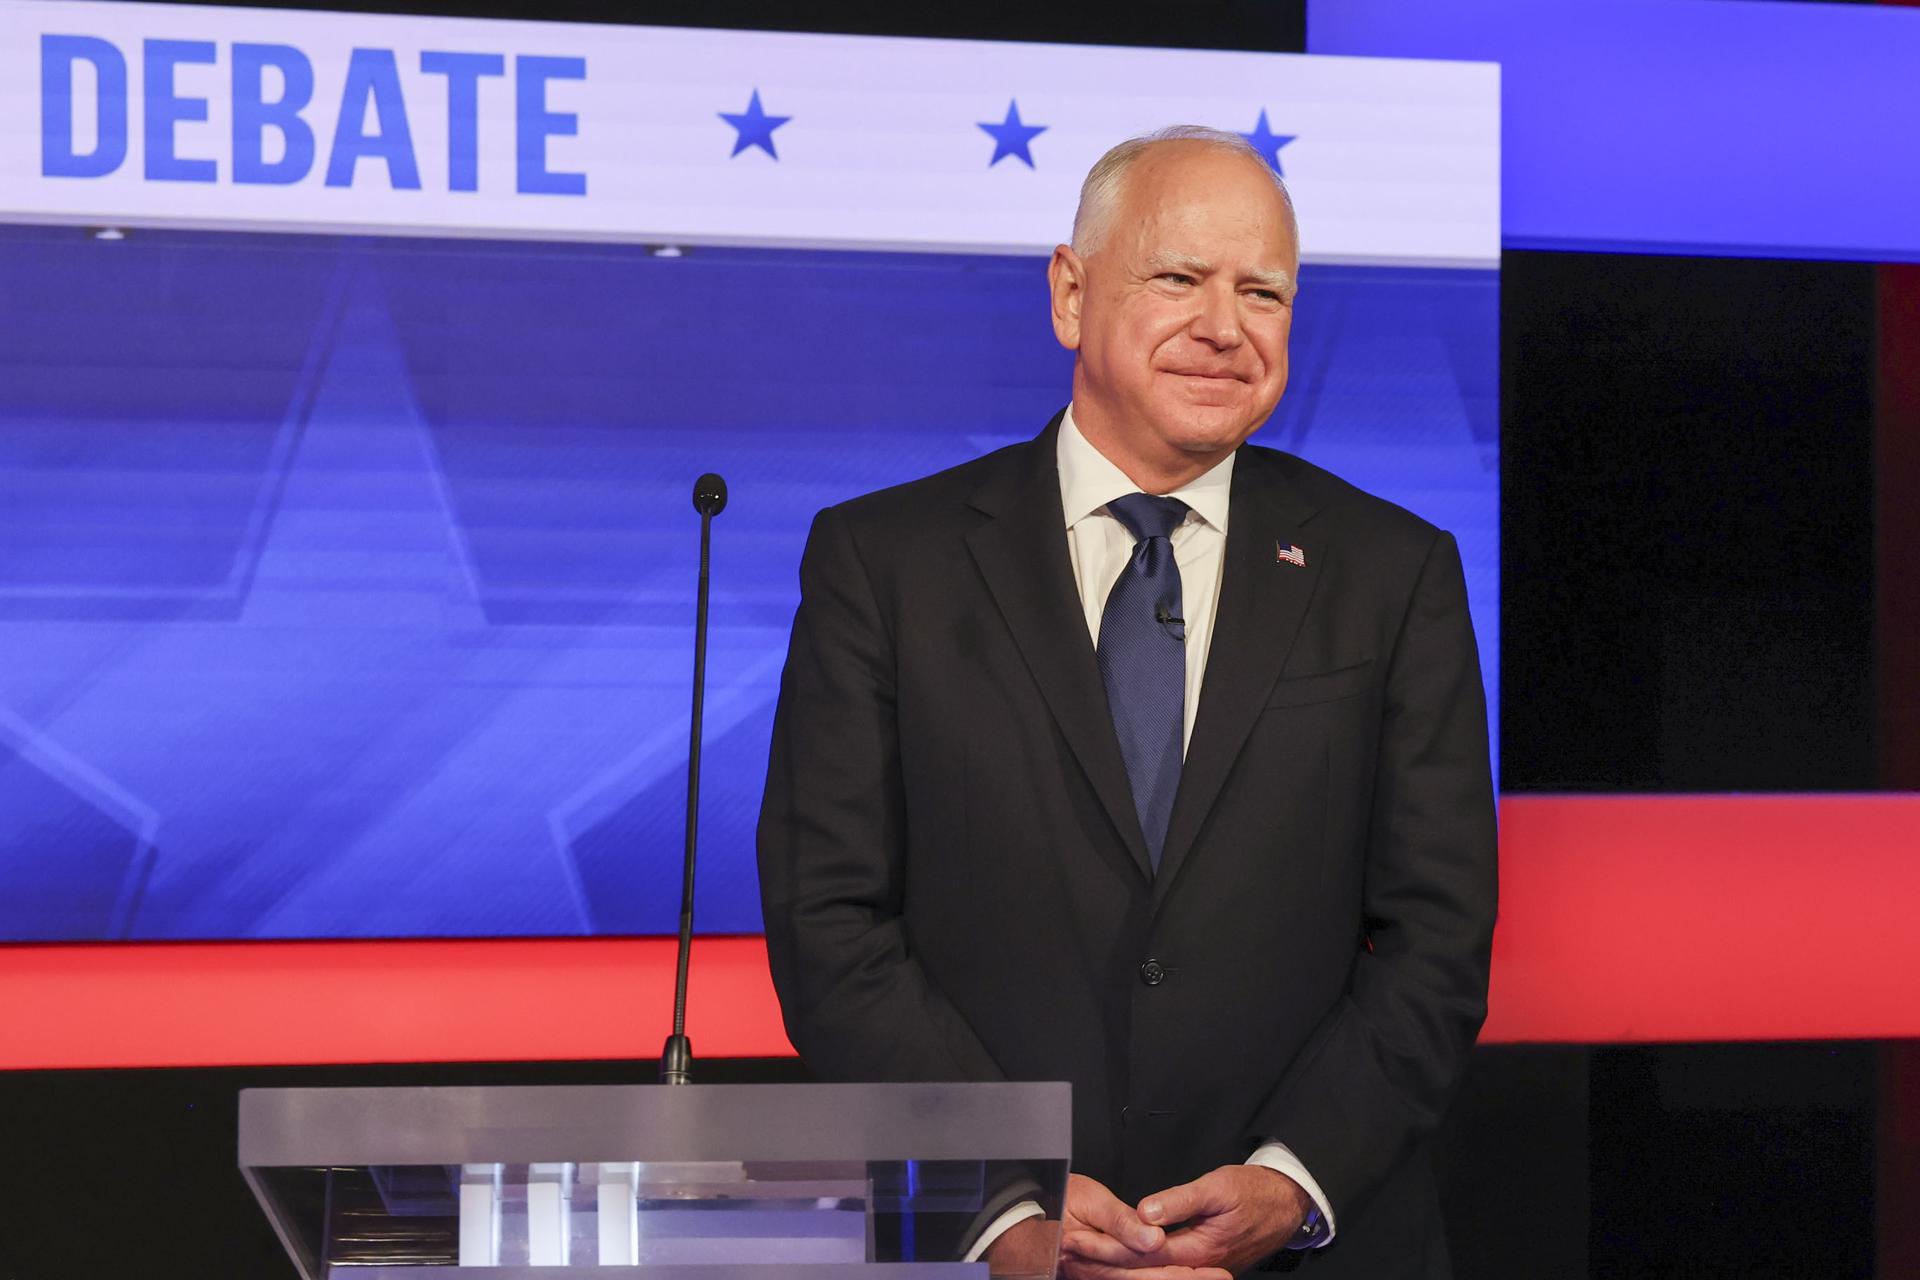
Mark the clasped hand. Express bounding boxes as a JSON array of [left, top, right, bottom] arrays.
[[989, 1167, 1308, 1279]]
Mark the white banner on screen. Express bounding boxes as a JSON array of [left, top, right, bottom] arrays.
[[0, 1, 1498, 265]]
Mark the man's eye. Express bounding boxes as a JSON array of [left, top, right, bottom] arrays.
[[1248, 289, 1281, 303], [1160, 273, 1194, 286]]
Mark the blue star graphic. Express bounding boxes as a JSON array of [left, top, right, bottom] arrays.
[[719, 89, 791, 160], [977, 99, 1048, 169], [1240, 109, 1297, 177]]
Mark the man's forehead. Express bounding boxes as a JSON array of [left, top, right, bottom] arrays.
[[1118, 185, 1299, 266]]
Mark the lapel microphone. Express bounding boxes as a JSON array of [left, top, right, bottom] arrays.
[[1155, 602, 1187, 640]]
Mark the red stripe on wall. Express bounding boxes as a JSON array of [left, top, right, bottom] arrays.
[[0, 934, 793, 1070], [1483, 794, 1920, 1043], [4, 794, 1918, 1070]]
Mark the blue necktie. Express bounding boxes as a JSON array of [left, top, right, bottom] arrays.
[[1098, 493, 1190, 873]]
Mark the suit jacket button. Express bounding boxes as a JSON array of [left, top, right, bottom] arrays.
[[1139, 959, 1167, 986]]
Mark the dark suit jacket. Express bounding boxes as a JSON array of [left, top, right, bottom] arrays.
[[758, 412, 1497, 1277]]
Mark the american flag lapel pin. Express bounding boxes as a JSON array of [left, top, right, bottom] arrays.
[[1275, 540, 1306, 567]]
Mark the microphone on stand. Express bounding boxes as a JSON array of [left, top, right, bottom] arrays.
[[661, 472, 727, 1085]]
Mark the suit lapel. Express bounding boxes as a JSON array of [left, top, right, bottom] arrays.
[[1152, 447, 1323, 911], [965, 416, 1156, 883]]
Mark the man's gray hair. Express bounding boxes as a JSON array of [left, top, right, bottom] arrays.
[[1069, 125, 1299, 256]]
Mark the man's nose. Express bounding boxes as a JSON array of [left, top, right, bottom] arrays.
[[1188, 283, 1242, 349]]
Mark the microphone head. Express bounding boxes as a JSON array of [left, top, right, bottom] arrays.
[[693, 473, 728, 516]]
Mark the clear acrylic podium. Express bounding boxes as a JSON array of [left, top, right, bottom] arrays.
[[239, 1082, 1070, 1278]]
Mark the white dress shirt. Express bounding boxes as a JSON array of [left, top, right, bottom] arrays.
[[963, 407, 1336, 1261]]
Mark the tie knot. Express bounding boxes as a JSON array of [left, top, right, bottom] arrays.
[[1105, 492, 1190, 543]]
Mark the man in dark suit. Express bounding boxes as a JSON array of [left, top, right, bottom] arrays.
[[758, 126, 1496, 1278]]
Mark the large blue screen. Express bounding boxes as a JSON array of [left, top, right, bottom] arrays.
[[0, 226, 1496, 940], [1311, 0, 1920, 262]]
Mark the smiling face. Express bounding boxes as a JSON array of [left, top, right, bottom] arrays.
[[1049, 140, 1299, 490]]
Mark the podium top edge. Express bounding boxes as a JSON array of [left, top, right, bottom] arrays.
[[238, 1081, 1071, 1167]]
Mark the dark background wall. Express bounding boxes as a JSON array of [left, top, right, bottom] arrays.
[[1502, 251, 1876, 794], [1492, 246, 1880, 1278]]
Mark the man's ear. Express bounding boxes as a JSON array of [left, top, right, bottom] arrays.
[[1047, 244, 1084, 351]]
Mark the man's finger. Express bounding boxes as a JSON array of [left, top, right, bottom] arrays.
[[1073, 1179, 1167, 1253], [1151, 1225, 1236, 1270], [1060, 1227, 1162, 1266], [1137, 1172, 1229, 1227]]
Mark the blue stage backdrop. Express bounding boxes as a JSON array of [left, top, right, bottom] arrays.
[[0, 225, 1496, 941]]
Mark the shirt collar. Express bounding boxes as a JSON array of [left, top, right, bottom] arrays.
[[1057, 403, 1234, 535]]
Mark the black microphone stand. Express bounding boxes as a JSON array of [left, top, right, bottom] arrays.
[[661, 473, 726, 1085]]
